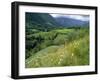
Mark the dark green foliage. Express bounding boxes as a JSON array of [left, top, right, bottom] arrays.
[[25, 13, 89, 67], [26, 28, 89, 67], [26, 29, 40, 35], [25, 30, 59, 59], [25, 13, 63, 31]]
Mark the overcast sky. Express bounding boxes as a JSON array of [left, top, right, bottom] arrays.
[[50, 14, 89, 21]]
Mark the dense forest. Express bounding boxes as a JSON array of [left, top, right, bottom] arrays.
[[25, 13, 89, 68]]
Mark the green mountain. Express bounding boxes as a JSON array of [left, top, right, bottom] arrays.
[[26, 13, 61, 31], [54, 16, 89, 27]]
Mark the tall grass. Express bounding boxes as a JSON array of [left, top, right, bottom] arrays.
[[25, 28, 89, 68]]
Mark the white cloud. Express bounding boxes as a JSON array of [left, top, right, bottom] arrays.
[[50, 14, 89, 21]]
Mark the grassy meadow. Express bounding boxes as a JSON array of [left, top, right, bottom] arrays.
[[25, 28, 89, 68], [25, 13, 89, 68]]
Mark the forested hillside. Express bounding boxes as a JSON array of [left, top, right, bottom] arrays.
[[25, 13, 89, 68]]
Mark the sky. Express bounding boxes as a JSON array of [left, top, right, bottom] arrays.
[[50, 14, 89, 21]]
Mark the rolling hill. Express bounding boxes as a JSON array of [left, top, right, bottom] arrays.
[[25, 13, 89, 68]]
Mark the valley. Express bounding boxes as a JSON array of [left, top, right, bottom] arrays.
[[25, 13, 89, 68]]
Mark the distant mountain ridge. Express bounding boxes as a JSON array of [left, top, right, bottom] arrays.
[[26, 13, 89, 30], [54, 16, 89, 27]]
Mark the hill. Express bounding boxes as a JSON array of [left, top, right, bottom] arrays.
[[26, 13, 62, 31], [54, 16, 89, 27]]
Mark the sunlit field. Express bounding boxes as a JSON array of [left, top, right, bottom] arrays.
[[25, 28, 89, 68], [25, 13, 89, 68]]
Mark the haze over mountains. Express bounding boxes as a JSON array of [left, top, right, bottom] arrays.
[[26, 13, 89, 29], [54, 16, 89, 27]]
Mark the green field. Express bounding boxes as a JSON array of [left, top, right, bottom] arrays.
[[25, 28, 89, 68]]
